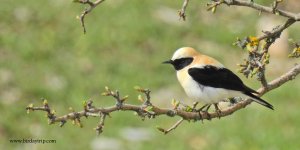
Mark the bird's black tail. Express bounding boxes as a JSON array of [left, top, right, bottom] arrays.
[[244, 91, 274, 110]]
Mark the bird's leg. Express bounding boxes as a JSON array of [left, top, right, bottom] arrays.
[[196, 104, 212, 120], [191, 102, 199, 112], [214, 103, 222, 119], [204, 104, 212, 120], [194, 104, 213, 121], [193, 104, 207, 122], [197, 104, 208, 112], [190, 102, 204, 122]]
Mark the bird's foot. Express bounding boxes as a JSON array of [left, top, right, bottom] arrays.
[[214, 103, 222, 119], [190, 102, 204, 122], [195, 104, 212, 121], [205, 104, 212, 120], [202, 110, 211, 121], [196, 111, 203, 123]]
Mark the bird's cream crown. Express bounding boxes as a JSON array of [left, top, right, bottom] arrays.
[[171, 47, 200, 60], [171, 47, 224, 67]]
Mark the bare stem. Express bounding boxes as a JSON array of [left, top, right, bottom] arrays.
[[221, 0, 300, 21], [75, 0, 106, 34], [258, 18, 296, 41], [157, 118, 184, 134], [178, 0, 190, 21]]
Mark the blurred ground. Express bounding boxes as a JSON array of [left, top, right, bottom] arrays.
[[0, 0, 300, 150]]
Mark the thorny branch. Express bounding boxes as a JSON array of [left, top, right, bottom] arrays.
[[26, 64, 300, 135]]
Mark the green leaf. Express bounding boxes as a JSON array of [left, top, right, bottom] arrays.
[[101, 92, 109, 96], [51, 109, 56, 115], [211, 6, 216, 13], [28, 103, 34, 108], [138, 95, 144, 102], [134, 86, 141, 90], [121, 95, 129, 102], [144, 106, 153, 112], [43, 99, 48, 105], [171, 99, 180, 108], [82, 101, 87, 107], [105, 86, 109, 91], [185, 106, 193, 112]]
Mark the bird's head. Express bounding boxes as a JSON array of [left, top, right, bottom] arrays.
[[163, 47, 198, 71]]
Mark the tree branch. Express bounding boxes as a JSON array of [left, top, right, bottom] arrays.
[[26, 64, 300, 134], [257, 63, 300, 95], [72, 0, 300, 33], [157, 118, 184, 134], [221, 0, 300, 21], [258, 18, 296, 41], [257, 18, 295, 87]]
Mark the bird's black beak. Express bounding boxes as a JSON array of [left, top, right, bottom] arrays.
[[162, 60, 173, 64]]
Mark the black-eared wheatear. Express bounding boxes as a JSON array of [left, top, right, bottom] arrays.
[[163, 47, 273, 113]]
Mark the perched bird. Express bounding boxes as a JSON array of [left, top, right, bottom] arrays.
[[163, 47, 273, 114]]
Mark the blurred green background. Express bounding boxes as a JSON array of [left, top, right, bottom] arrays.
[[1, 0, 300, 149]]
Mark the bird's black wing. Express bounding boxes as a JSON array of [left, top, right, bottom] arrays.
[[188, 65, 253, 92], [188, 65, 274, 110]]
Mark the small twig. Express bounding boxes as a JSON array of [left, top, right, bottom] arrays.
[[235, 18, 295, 50], [135, 86, 152, 106], [221, 0, 300, 21], [102, 87, 127, 110], [236, 18, 296, 83], [271, 0, 283, 14], [74, 0, 106, 34], [143, 89, 152, 106], [258, 18, 296, 41], [207, 0, 224, 13], [157, 118, 184, 134], [178, 0, 190, 21], [95, 112, 107, 135]]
